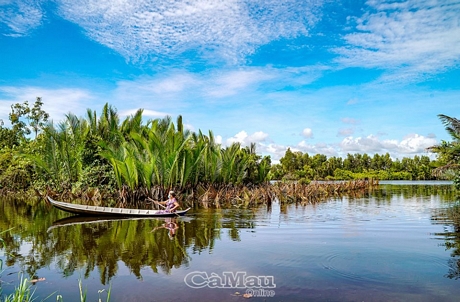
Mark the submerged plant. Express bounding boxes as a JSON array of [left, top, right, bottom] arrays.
[[75, 277, 111, 302], [98, 285, 111, 302]]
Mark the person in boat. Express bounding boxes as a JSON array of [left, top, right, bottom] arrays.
[[157, 191, 180, 213]]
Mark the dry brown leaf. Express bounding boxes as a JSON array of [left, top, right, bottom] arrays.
[[30, 277, 46, 283]]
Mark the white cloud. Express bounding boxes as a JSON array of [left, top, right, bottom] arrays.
[[215, 135, 223, 145], [341, 117, 358, 125], [226, 130, 268, 146], [0, 86, 93, 124], [263, 132, 438, 163], [110, 66, 325, 116], [0, 0, 44, 36], [347, 98, 358, 105], [55, 0, 323, 62], [227, 131, 249, 145], [398, 133, 437, 154], [337, 128, 354, 137], [297, 141, 338, 157], [115, 74, 197, 99], [301, 128, 313, 138], [119, 108, 169, 118], [335, 0, 460, 81], [111, 74, 199, 114], [339, 133, 437, 156], [205, 70, 275, 98], [340, 135, 384, 153], [259, 143, 287, 163], [249, 131, 269, 142], [150, 74, 198, 95], [184, 123, 195, 132]]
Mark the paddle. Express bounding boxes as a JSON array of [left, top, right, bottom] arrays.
[[147, 197, 166, 208], [147, 197, 181, 217]]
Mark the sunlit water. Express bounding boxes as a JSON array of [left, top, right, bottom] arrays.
[[1, 182, 459, 301]]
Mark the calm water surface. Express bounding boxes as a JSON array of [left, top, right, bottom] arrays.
[[1, 182, 459, 301]]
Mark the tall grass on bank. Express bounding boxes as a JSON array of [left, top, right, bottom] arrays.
[[44, 179, 379, 210], [181, 179, 379, 209]]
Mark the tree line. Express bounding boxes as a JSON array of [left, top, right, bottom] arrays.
[[270, 113, 460, 188], [270, 149, 439, 182]]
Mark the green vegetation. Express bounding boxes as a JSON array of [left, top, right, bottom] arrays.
[[0, 273, 111, 302], [269, 114, 460, 185], [428, 114, 460, 190], [0, 100, 271, 206], [1, 274, 35, 302], [270, 149, 439, 182], [0, 99, 458, 207]]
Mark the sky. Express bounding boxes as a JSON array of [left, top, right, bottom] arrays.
[[1, 0, 459, 162]]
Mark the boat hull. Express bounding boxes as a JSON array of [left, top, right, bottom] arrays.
[[47, 197, 190, 217]]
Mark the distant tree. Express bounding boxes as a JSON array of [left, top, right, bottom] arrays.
[[0, 120, 20, 149], [9, 101, 31, 139], [280, 148, 300, 173], [28, 97, 49, 138], [1, 97, 50, 145], [361, 153, 371, 170], [274, 149, 440, 181]]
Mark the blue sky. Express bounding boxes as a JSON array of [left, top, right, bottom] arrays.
[[1, 0, 459, 162]]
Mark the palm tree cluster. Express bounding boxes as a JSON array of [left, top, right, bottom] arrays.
[[28, 104, 271, 206], [428, 114, 460, 188]]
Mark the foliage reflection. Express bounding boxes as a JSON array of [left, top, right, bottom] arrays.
[[0, 200, 255, 285], [431, 200, 460, 279]]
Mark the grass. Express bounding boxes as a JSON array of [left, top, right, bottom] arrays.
[[189, 179, 379, 208], [2, 274, 35, 302], [0, 275, 112, 302], [55, 278, 111, 302]]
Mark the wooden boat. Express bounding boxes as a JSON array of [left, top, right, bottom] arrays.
[[47, 196, 191, 217]]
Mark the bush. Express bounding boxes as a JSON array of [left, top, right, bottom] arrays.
[[0, 150, 34, 192], [454, 174, 460, 191]]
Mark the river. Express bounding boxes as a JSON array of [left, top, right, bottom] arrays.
[[1, 181, 459, 301]]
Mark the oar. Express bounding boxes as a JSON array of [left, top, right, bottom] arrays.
[[147, 197, 180, 217], [147, 197, 167, 208]]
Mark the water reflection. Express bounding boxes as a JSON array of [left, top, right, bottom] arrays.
[[151, 217, 179, 239], [0, 200, 258, 285], [431, 201, 460, 280], [1, 183, 460, 301]]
